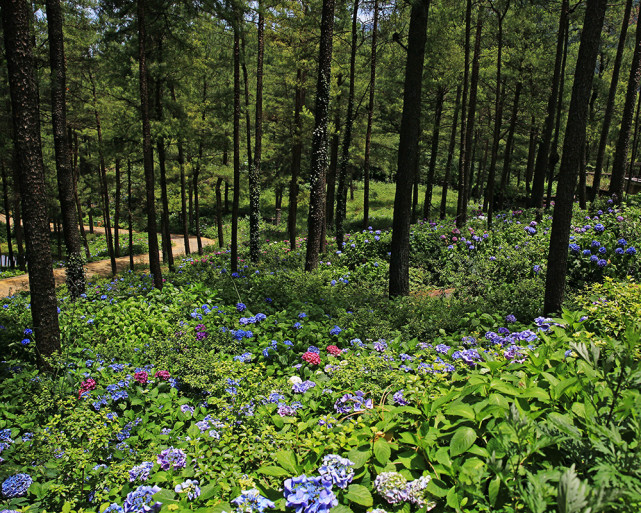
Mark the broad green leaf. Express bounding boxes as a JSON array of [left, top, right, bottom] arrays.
[[374, 438, 391, 465], [488, 476, 501, 506], [450, 426, 477, 457], [347, 448, 370, 469], [275, 450, 299, 474], [257, 465, 290, 477], [345, 484, 373, 507]]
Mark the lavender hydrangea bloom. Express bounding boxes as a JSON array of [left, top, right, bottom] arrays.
[[129, 461, 153, 482], [123, 485, 162, 513], [393, 390, 409, 406], [292, 380, 316, 394], [283, 475, 337, 513], [334, 391, 373, 414], [374, 472, 409, 504], [156, 447, 186, 470], [231, 488, 275, 512], [318, 454, 355, 489], [175, 479, 201, 501], [373, 339, 388, 352], [405, 476, 436, 510], [102, 504, 124, 513]]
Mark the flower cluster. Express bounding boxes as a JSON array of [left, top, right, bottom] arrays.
[[129, 461, 153, 482], [2, 473, 32, 498], [175, 479, 201, 501], [292, 380, 316, 394], [318, 454, 355, 489], [231, 488, 275, 512], [154, 370, 170, 380], [156, 447, 187, 470], [334, 391, 373, 415], [283, 475, 337, 513], [134, 372, 148, 385], [302, 352, 320, 365], [123, 485, 162, 513], [374, 472, 436, 508], [78, 378, 97, 399], [326, 345, 342, 356]]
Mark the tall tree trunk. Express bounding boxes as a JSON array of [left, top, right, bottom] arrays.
[[578, 143, 587, 208], [188, 176, 193, 232], [591, 0, 633, 201], [231, 19, 241, 273], [128, 159, 134, 270], [114, 158, 121, 257], [304, 0, 336, 271], [531, 0, 569, 209], [423, 86, 445, 219], [45, 0, 85, 297], [288, 69, 306, 250], [249, 3, 264, 264], [457, 0, 472, 223], [525, 115, 537, 194], [326, 73, 343, 232], [440, 85, 461, 219], [627, 85, 641, 195], [498, 80, 522, 206], [610, 7, 641, 203], [156, 78, 174, 271], [411, 152, 420, 224], [241, 34, 253, 167], [1, 163, 14, 266], [216, 177, 224, 247], [544, 0, 607, 314], [362, 0, 379, 230], [485, 1, 509, 228], [458, 9, 482, 228], [137, 0, 162, 289], [194, 78, 207, 255], [90, 70, 117, 276], [389, 0, 429, 297], [335, 0, 360, 249], [2, 0, 61, 362], [71, 130, 90, 258], [177, 141, 189, 255]]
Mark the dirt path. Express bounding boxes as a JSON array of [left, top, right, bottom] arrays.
[[0, 223, 216, 297]]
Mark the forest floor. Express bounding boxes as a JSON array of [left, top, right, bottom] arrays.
[[0, 217, 215, 297]]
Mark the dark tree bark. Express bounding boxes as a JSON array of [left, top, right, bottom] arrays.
[[231, 19, 241, 273], [389, 0, 429, 297], [544, 0, 607, 315], [458, 9, 482, 228], [1, 163, 14, 267], [362, 0, 379, 230], [127, 159, 134, 270], [498, 80, 522, 206], [2, 0, 61, 361], [530, 0, 569, 209], [114, 158, 121, 257], [216, 177, 224, 248], [288, 69, 306, 251], [156, 79, 174, 271], [440, 85, 461, 219], [90, 75, 116, 276], [485, 0, 509, 228], [137, 0, 163, 289], [411, 151, 420, 224], [176, 138, 189, 255], [326, 73, 343, 232], [304, 0, 336, 271], [249, 3, 264, 264], [525, 115, 537, 194], [457, 0, 472, 222], [335, 0, 360, 249], [610, 7, 641, 203], [241, 34, 253, 167], [423, 86, 446, 219], [627, 84, 641, 195], [11, 162, 25, 271], [194, 78, 207, 255], [591, 0, 633, 201], [71, 130, 90, 258], [188, 176, 193, 232], [45, 0, 85, 297]]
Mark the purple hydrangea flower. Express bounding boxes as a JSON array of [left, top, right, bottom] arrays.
[[156, 447, 186, 471], [283, 475, 337, 513], [129, 462, 153, 482], [123, 485, 162, 513], [374, 472, 409, 504], [318, 454, 355, 489]]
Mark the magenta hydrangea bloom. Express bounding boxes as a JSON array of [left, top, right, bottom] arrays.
[[154, 370, 170, 381], [134, 372, 148, 385]]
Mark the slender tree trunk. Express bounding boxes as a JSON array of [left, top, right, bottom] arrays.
[[457, 0, 472, 223], [459, 9, 482, 228], [156, 78, 174, 271], [71, 130, 90, 258], [578, 143, 587, 208], [592, 0, 633, 201], [176, 141, 189, 255], [128, 159, 134, 270], [231, 19, 241, 273], [610, 7, 641, 203], [411, 153, 420, 224], [544, 0, 607, 314], [363, 0, 379, 230], [249, 3, 264, 264], [1, 163, 14, 267], [531, 0, 569, 209], [137, 0, 162, 289], [389, 0, 429, 296], [90, 72, 117, 276], [188, 177, 193, 231], [498, 80, 522, 206], [627, 86, 641, 195], [525, 115, 537, 195], [335, 0, 360, 249], [216, 177, 224, 247], [289, 69, 306, 250], [440, 85, 461, 219], [304, 0, 336, 271], [326, 73, 343, 232], [241, 34, 253, 167], [114, 158, 121, 257], [423, 86, 445, 219], [45, 0, 85, 297], [194, 78, 207, 255], [2, 0, 61, 361]]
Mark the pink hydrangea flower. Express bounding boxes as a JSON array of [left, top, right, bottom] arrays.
[[134, 371, 148, 385], [155, 370, 171, 380], [326, 345, 342, 356], [302, 351, 321, 365]]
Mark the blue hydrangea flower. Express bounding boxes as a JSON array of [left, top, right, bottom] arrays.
[[616, 247, 624, 255], [393, 390, 409, 406], [231, 488, 275, 512], [318, 454, 355, 489], [123, 485, 162, 513], [175, 479, 201, 501], [2, 473, 32, 498], [102, 504, 124, 513], [597, 259, 607, 268], [626, 247, 637, 255], [594, 223, 605, 233], [283, 475, 337, 513], [329, 325, 342, 336], [236, 303, 247, 312], [129, 461, 153, 482], [292, 380, 316, 394]]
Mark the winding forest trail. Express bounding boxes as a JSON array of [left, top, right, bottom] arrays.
[[0, 218, 215, 297]]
